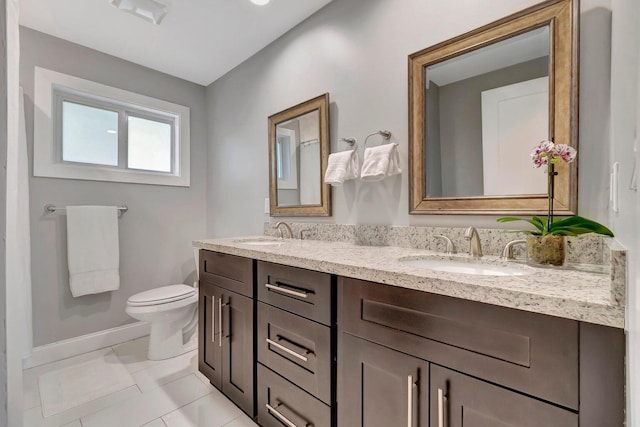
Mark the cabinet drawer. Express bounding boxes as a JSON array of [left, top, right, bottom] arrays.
[[257, 364, 331, 427], [339, 277, 579, 410], [431, 365, 578, 426], [258, 261, 332, 325], [258, 302, 331, 404], [200, 251, 253, 297]]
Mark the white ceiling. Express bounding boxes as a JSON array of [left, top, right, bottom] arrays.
[[19, 0, 333, 86]]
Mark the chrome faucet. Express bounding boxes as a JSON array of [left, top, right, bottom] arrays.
[[501, 239, 527, 260], [274, 221, 293, 239], [464, 227, 483, 258], [435, 235, 456, 255]]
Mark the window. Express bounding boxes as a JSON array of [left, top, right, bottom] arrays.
[[34, 67, 190, 186]]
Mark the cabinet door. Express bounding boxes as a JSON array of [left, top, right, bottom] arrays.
[[430, 365, 578, 427], [198, 282, 222, 388], [339, 333, 429, 427], [221, 289, 254, 416]]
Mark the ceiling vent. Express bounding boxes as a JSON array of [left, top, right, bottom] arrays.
[[111, 0, 168, 25]]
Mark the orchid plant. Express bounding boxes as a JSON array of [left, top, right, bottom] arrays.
[[498, 140, 614, 237]]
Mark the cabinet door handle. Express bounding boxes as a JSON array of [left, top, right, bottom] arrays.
[[266, 403, 298, 427], [218, 297, 223, 348], [438, 387, 447, 427], [265, 283, 309, 299], [407, 375, 413, 427], [211, 295, 215, 343], [266, 338, 308, 362]]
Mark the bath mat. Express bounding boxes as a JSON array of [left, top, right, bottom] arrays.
[[38, 350, 135, 417]]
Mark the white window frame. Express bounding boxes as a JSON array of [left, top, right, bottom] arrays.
[[34, 67, 190, 186]]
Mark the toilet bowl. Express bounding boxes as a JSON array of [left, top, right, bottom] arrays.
[[126, 284, 198, 360]]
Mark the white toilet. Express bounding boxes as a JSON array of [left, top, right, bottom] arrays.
[[126, 284, 199, 360]]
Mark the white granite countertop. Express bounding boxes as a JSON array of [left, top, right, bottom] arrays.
[[193, 236, 625, 328]]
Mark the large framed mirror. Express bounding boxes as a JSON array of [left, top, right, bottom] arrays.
[[269, 93, 331, 216], [409, 0, 577, 215]]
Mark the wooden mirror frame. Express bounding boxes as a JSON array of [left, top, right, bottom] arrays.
[[408, 0, 578, 215], [269, 93, 331, 216]]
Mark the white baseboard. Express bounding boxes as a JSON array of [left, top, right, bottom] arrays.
[[23, 321, 151, 369]]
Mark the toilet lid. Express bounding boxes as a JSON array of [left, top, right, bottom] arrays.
[[128, 284, 196, 306]]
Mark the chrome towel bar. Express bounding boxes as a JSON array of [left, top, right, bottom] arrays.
[[44, 204, 129, 215]]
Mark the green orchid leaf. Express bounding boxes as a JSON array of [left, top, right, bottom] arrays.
[[497, 217, 545, 233], [498, 215, 613, 237], [531, 216, 547, 234], [549, 216, 614, 236]]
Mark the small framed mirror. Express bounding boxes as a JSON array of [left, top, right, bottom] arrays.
[[269, 93, 331, 216], [409, 0, 577, 215]]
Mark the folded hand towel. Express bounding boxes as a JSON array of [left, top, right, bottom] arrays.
[[66, 206, 120, 297], [324, 150, 360, 186], [360, 143, 401, 181]]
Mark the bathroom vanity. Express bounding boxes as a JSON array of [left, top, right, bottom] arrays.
[[195, 236, 625, 427]]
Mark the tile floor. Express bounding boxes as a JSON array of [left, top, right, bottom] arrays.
[[23, 336, 259, 427]]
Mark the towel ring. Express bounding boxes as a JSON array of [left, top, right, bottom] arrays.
[[340, 137, 357, 151], [363, 130, 392, 148]]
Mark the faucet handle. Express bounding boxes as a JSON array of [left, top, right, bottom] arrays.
[[435, 235, 456, 255], [501, 239, 527, 260], [299, 228, 312, 240]]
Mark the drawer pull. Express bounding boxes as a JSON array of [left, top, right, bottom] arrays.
[[266, 403, 300, 427], [266, 338, 309, 362], [438, 387, 447, 427], [265, 283, 309, 299]]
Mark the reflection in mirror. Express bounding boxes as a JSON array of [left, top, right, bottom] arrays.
[[276, 110, 320, 206], [425, 26, 550, 198], [269, 94, 331, 216], [409, 0, 578, 215]]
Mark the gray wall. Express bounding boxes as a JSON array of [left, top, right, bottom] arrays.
[[607, 0, 639, 423], [205, 0, 612, 234], [438, 57, 548, 197], [0, 0, 8, 424], [20, 28, 207, 346]]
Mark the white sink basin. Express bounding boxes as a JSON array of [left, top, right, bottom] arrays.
[[232, 238, 284, 246], [398, 256, 532, 276]]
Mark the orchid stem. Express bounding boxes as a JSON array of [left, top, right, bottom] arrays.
[[547, 163, 556, 233]]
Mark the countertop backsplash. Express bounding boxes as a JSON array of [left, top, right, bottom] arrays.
[[263, 221, 622, 267]]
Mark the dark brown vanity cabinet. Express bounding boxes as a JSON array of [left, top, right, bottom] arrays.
[[256, 261, 334, 427], [198, 251, 254, 416], [338, 277, 625, 427], [196, 249, 624, 426]]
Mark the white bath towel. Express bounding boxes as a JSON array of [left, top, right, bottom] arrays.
[[360, 143, 401, 181], [66, 206, 120, 297], [324, 150, 360, 186]]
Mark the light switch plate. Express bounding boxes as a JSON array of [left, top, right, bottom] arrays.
[[264, 198, 270, 214], [610, 162, 619, 213]]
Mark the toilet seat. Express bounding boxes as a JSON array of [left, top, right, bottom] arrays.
[[128, 284, 196, 307]]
